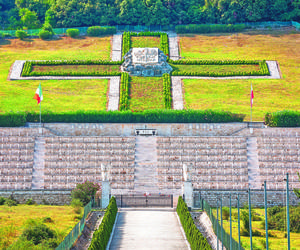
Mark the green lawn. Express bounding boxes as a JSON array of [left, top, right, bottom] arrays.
[[180, 30, 300, 121], [131, 36, 161, 49], [0, 36, 111, 114], [213, 208, 300, 250], [0, 204, 80, 249], [129, 76, 164, 111]]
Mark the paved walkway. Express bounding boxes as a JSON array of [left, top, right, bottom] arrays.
[[111, 33, 123, 61], [32, 137, 45, 189], [107, 77, 120, 111], [168, 32, 180, 61], [171, 77, 184, 110], [109, 208, 189, 250], [247, 137, 261, 189]]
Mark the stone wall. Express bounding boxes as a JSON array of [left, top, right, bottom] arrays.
[[193, 190, 300, 208], [0, 190, 72, 205], [32, 122, 251, 137]]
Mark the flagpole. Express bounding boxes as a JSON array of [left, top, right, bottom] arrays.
[[40, 101, 41, 125], [250, 83, 253, 134]]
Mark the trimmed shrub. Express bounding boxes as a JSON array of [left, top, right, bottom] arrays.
[[87, 26, 116, 36], [163, 73, 172, 109], [119, 73, 129, 111], [265, 110, 300, 127], [89, 197, 118, 250], [25, 198, 35, 205], [39, 30, 52, 40], [0, 197, 6, 205], [177, 196, 212, 250], [66, 28, 80, 38], [15, 30, 27, 40], [0, 109, 245, 127]]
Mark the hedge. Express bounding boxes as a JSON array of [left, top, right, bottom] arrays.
[[21, 60, 122, 77], [87, 26, 116, 36], [0, 110, 245, 127], [265, 110, 300, 127], [66, 28, 79, 38], [119, 72, 129, 111], [88, 197, 118, 250], [162, 73, 172, 109], [170, 60, 270, 77], [122, 31, 170, 58], [177, 196, 212, 250], [176, 24, 246, 34]]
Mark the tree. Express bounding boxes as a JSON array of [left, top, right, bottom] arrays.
[[19, 8, 40, 29], [149, 0, 170, 25], [71, 181, 100, 206]]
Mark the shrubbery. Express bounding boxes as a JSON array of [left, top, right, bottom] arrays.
[[89, 197, 118, 250], [177, 196, 212, 250], [0, 109, 246, 127], [87, 26, 116, 36], [175, 24, 246, 34], [122, 31, 131, 57], [15, 30, 27, 40], [71, 181, 100, 206], [265, 110, 300, 127], [39, 22, 55, 40], [66, 28, 80, 38], [162, 73, 172, 109], [119, 73, 129, 111], [22, 223, 56, 245]]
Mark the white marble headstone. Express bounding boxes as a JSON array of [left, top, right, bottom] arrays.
[[132, 48, 159, 64]]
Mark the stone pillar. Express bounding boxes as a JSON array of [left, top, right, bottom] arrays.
[[102, 181, 111, 208], [183, 181, 193, 208]]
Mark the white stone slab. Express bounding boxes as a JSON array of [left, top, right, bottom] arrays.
[[132, 48, 158, 64], [111, 33, 123, 62], [107, 76, 120, 111], [171, 76, 184, 110]]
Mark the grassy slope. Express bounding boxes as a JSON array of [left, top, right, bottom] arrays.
[[0, 204, 80, 249], [214, 208, 300, 250], [0, 36, 111, 114], [129, 76, 164, 111], [180, 30, 300, 121]]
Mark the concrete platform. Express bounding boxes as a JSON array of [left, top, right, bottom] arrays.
[[109, 208, 189, 250]]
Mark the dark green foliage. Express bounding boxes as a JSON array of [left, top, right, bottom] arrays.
[[176, 24, 246, 34], [66, 28, 79, 38], [241, 210, 250, 236], [265, 110, 300, 127], [22, 223, 55, 245], [39, 22, 54, 40], [160, 33, 169, 57], [71, 181, 100, 206], [170, 60, 270, 77], [25, 198, 35, 205], [267, 206, 300, 233], [162, 73, 172, 109], [119, 73, 129, 111], [87, 26, 116, 37], [15, 30, 27, 40], [294, 172, 300, 199], [0, 109, 245, 127], [177, 196, 212, 250], [21, 60, 122, 77], [122, 31, 131, 57], [89, 197, 118, 250], [222, 207, 230, 220], [0, 196, 6, 205]]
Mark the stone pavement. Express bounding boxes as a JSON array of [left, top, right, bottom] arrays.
[[109, 208, 189, 250], [107, 77, 121, 111], [112, 33, 123, 62], [168, 32, 180, 61], [171, 77, 184, 110]]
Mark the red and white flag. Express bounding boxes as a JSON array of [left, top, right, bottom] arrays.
[[33, 83, 43, 104], [250, 84, 254, 108]]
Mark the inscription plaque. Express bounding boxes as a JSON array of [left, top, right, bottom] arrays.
[[132, 48, 159, 64]]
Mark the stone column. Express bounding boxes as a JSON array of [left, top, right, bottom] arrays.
[[102, 181, 111, 208], [183, 181, 193, 208]]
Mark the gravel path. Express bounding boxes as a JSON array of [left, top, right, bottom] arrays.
[[111, 33, 123, 61], [171, 76, 184, 110]]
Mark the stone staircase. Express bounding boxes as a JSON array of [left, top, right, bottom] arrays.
[[134, 136, 159, 194], [247, 137, 261, 189], [32, 137, 45, 189]]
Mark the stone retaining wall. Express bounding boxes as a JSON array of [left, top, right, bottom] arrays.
[[0, 190, 72, 205], [193, 190, 300, 208]]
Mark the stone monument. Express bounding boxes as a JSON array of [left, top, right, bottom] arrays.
[[121, 47, 173, 77], [183, 163, 193, 208]]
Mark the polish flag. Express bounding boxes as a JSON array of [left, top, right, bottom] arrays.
[[33, 83, 43, 104]]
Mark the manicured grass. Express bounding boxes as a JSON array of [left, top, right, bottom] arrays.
[[131, 36, 161, 48], [32, 64, 121, 74], [0, 36, 111, 113], [180, 30, 300, 121], [170, 64, 260, 74], [0, 204, 80, 249], [213, 208, 300, 250], [129, 76, 164, 111]]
